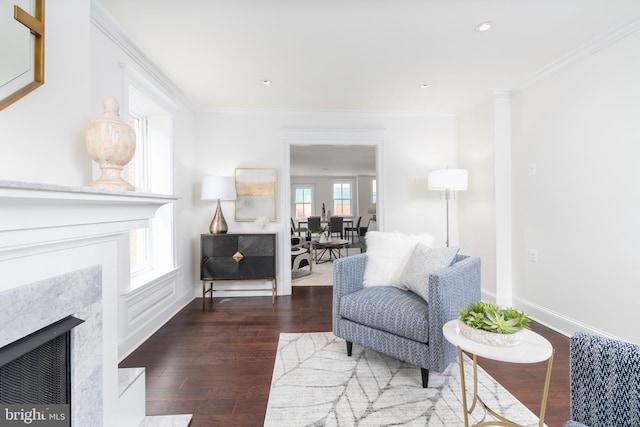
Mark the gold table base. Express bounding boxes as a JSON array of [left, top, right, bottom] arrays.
[[457, 347, 554, 427]]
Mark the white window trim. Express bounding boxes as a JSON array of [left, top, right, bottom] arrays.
[[292, 183, 315, 219], [122, 64, 178, 293], [332, 179, 354, 217]]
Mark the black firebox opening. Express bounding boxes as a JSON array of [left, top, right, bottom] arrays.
[[0, 316, 84, 404]]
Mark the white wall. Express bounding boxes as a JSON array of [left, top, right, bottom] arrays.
[[0, 0, 198, 361], [458, 100, 496, 295], [194, 110, 458, 295], [510, 29, 640, 344], [90, 7, 197, 357], [459, 29, 640, 344], [0, 0, 91, 186]]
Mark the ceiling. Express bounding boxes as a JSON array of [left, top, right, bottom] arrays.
[[290, 145, 376, 176], [96, 0, 640, 113]]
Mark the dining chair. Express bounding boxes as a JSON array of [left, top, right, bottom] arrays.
[[290, 217, 307, 237], [329, 216, 344, 239], [307, 216, 322, 236], [344, 216, 361, 242]]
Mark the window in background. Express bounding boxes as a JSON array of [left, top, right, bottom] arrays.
[[372, 179, 377, 203], [294, 185, 313, 218], [333, 181, 352, 216], [126, 81, 176, 289]]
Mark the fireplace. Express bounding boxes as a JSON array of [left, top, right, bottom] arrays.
[[0, 316, 84, 406], [0, 180, 176, 426], [0, 266, 103, 426]]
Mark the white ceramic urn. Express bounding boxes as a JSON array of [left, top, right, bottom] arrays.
[[86, 97, 136, 191]]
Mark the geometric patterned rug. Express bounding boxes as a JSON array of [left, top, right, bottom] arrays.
[[264, 332, 545, 426]]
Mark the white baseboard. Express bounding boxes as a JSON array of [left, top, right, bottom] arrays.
[[481, 289, 622, 341]]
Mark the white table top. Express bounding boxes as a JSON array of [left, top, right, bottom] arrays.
[[442, 319, 553, 364]]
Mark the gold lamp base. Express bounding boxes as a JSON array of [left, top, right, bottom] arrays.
[[209, 199, 228, 234]]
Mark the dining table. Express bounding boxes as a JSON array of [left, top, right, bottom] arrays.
[[296, 218, 354, 229], [296, 217, 354, 240]]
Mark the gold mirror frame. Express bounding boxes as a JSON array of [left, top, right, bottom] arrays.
[[0, 0, 45, 111]]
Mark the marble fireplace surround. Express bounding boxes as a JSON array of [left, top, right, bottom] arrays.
[[0, 181, 177, 426], [0, 266, 103, 426]]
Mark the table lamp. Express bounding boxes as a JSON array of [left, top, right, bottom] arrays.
[[428, 168, 468, 247], [201, 175, 237, 234]]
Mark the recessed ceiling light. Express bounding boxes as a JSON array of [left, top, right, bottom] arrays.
[[262, 79, 272, 85], [420, 84, 429, 89], [475, 21, 493, 32]]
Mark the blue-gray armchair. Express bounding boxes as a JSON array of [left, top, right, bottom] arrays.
[[332, 253, 481, 387], [564, 332, 640, 427]]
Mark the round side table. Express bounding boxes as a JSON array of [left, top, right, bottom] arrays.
[[442, 319, 554, 427]]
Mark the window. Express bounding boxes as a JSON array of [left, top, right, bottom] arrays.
[[372, 179, 377, 203], [294, 185, 313, 218], [125, 71, 176, 289], [333, 181, 352, 216]]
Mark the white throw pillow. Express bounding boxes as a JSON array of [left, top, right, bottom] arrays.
[[399, 244, 460, 302], [362, 231, 434, 287]]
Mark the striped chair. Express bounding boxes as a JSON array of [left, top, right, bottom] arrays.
[[564, 332, 640, 427], [332, 253, 481, 387]]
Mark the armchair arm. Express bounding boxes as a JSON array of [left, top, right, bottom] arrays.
[[427, 255, 482, 371], [332, 254, 367, 332]]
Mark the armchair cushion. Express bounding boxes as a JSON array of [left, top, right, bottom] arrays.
[[339, 286, 429, 343], [398, 244, 460, 302], [362, 231, 434, 287]]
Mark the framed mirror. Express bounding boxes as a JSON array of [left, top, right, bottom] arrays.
[[0, 0, 44, 111]]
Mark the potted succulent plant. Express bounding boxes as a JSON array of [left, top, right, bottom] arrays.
[[458, 301, 531, 347]]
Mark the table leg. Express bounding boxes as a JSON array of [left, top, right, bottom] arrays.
[[271, 278, 277, 305], [458, 347, 542, 427], [458, 347, 470, 427], [470, 354, 480, 413], [202, 281, 213, 309], [538, 351, 554, 427]]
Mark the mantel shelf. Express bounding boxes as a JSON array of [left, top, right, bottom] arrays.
[[0, 180, 179, 234]]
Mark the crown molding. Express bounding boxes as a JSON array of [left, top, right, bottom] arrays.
[[512, 15, 640, 92], [90, 0, 198, 112], [458, 15, 640, 115]]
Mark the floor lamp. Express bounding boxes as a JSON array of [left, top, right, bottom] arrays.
[[428, 169, 468, 247], [201, 175, 237, 234]]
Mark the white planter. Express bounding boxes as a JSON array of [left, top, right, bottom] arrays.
[[457, 319, 525, 347]]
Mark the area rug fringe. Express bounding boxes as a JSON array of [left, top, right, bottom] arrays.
[[264, 332, 544, 426]]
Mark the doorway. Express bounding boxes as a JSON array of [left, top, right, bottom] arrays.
[[282, 129, 384, 294]]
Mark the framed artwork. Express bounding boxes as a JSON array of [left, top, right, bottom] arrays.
[[234, 168, 278, 221], [0, 0, 45, 111]]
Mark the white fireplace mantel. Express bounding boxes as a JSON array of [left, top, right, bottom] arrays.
[[0, 180, 178, 243], [0, 180, 182, 426]]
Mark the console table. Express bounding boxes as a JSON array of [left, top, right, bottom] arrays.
[[200, 233, 277, 308]]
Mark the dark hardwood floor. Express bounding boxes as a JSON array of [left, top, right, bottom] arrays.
[[120, 286, 570, 426]]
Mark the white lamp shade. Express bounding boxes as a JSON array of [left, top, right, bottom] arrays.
[[201, 176, 237, 200], [428, 169, 468, 191]]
